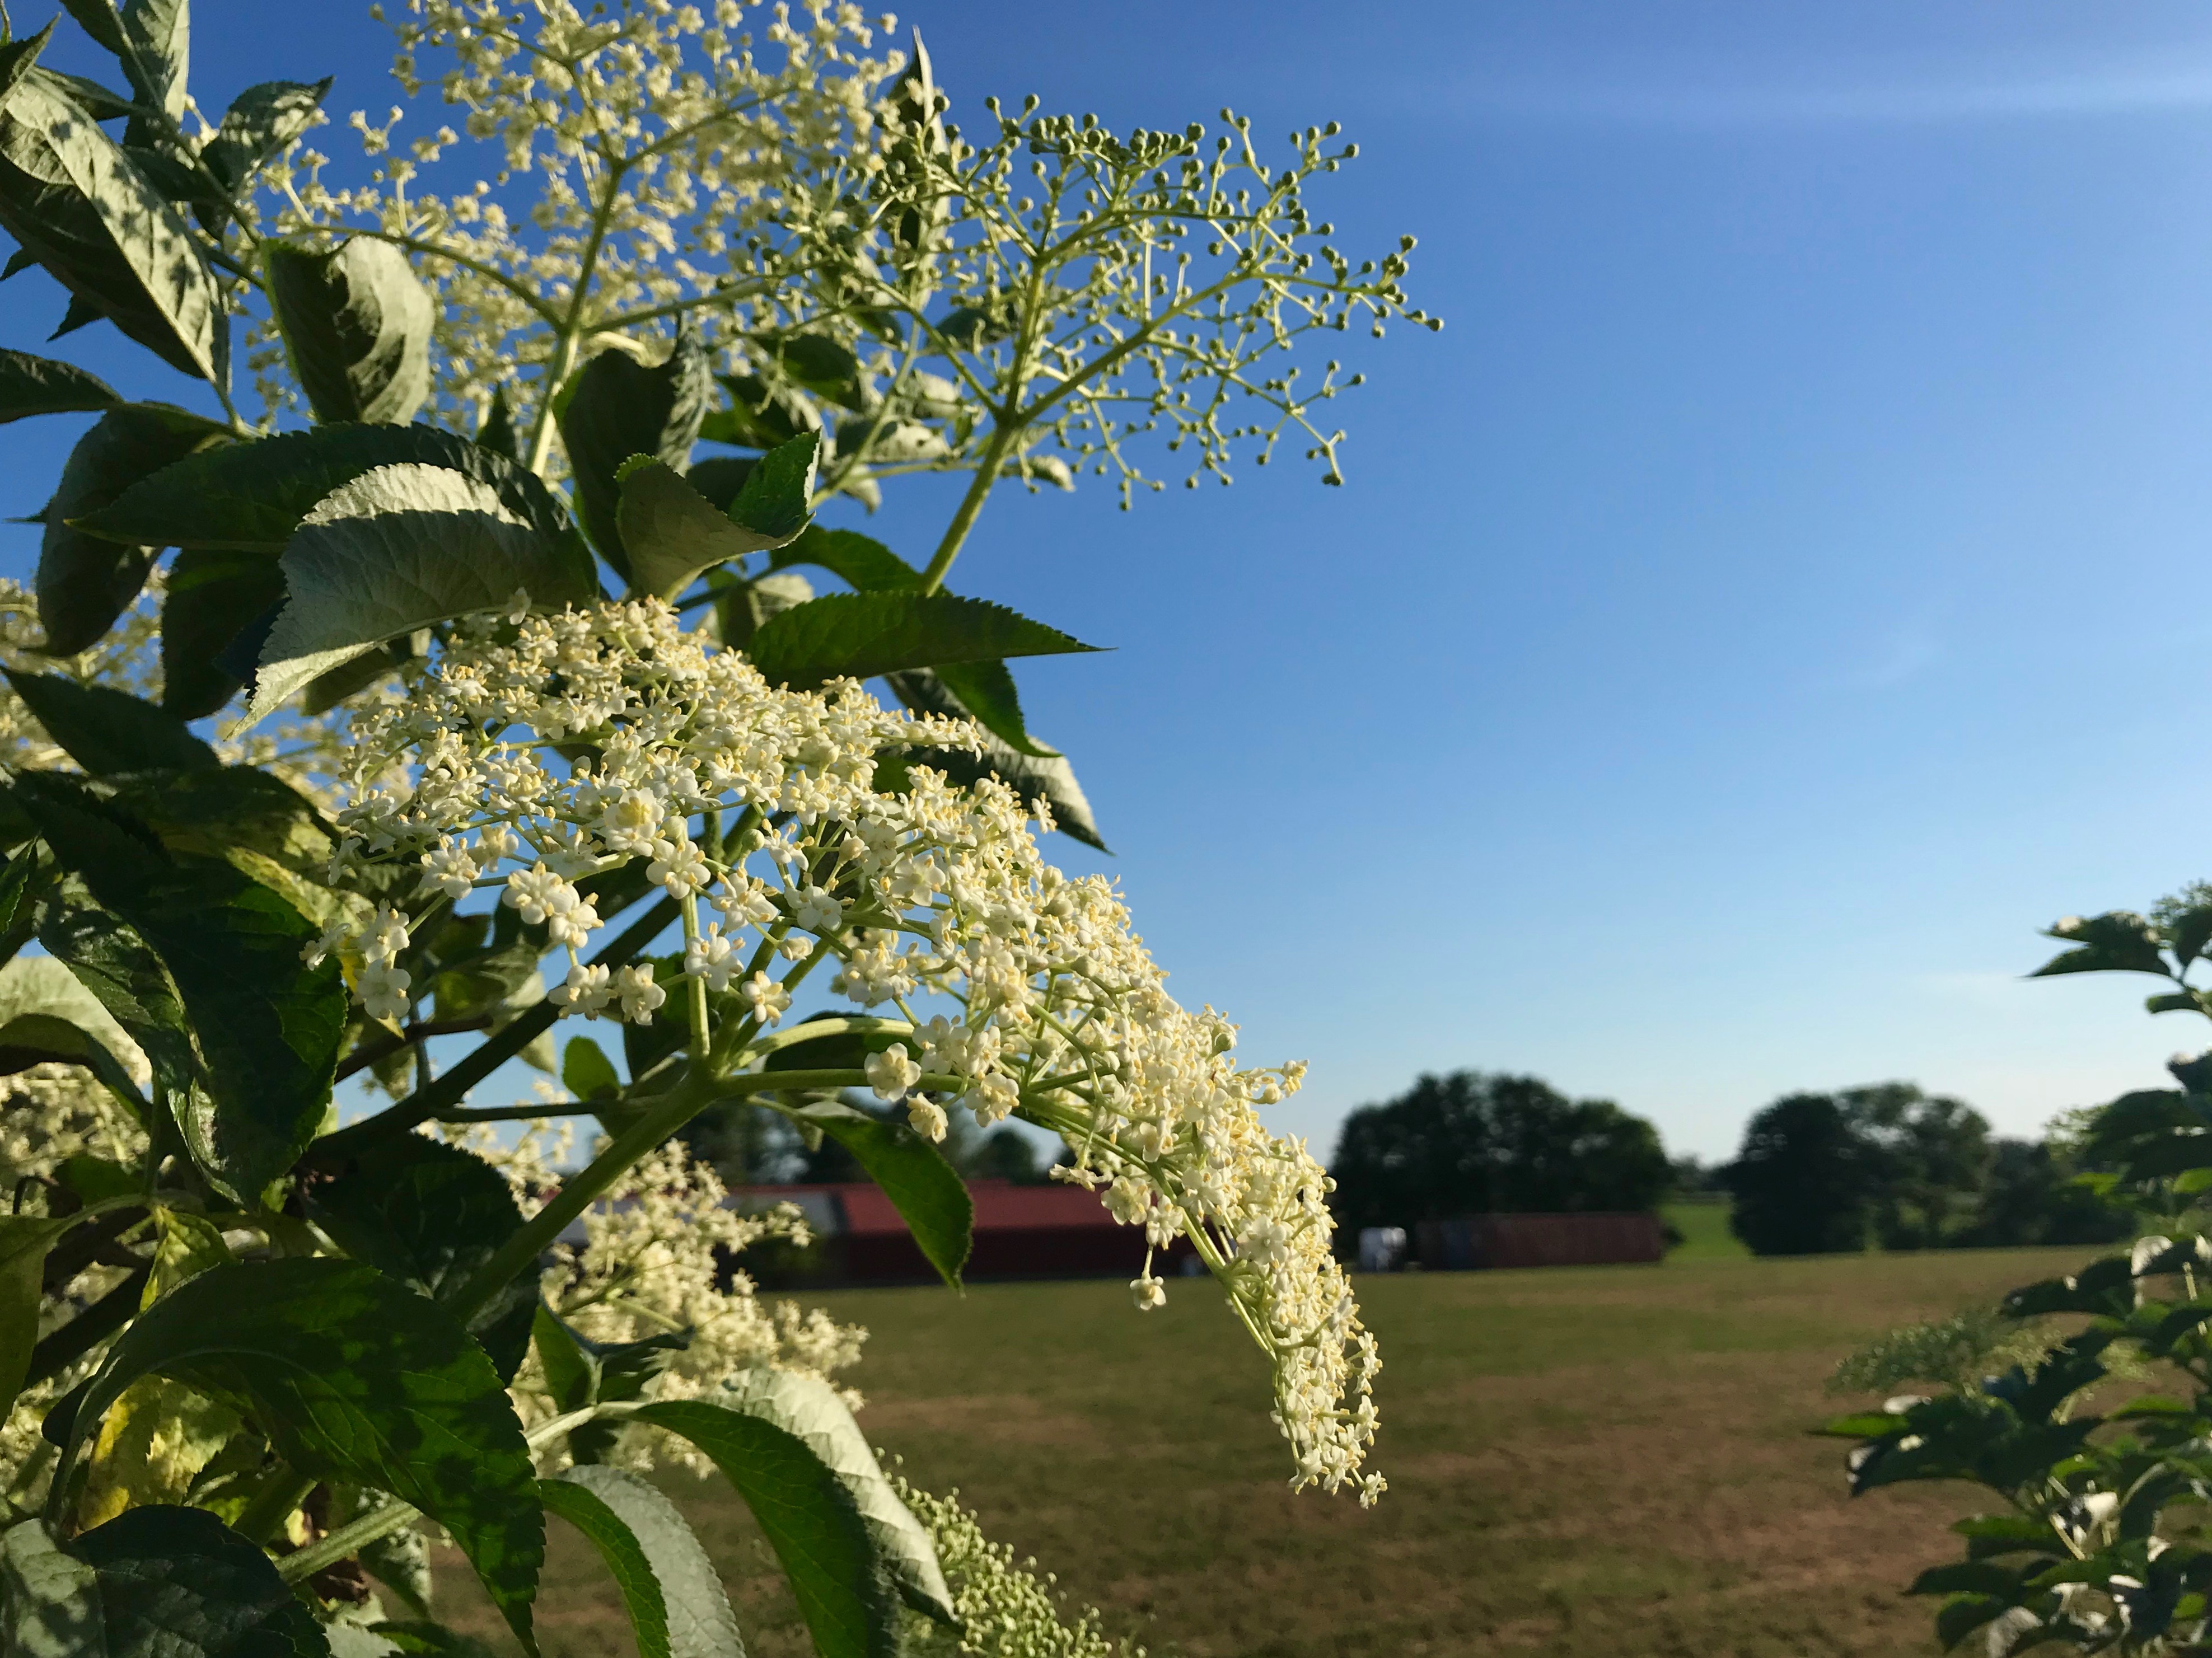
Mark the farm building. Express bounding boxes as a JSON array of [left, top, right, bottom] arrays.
[[731, 1177, 1199, 1286]]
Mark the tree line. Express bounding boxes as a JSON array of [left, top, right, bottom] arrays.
[[1327, 1071, 2133, 1257]]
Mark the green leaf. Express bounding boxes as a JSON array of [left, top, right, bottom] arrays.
[[747, 592, 1100, 690], [244, 461, 596, 725], [558, 320, 712, 579], [680, 454, 751, 510], [728, 432, 819, 544], [635, 1369, 955, 1649], [197, 78, 326, 206], [352, 1622, 498, 1658], [1, 1507, 333, 1658], [562, 1036, 620, 1102], [161, 549, 284, 718], [301, 1132, 536, 1380], [18, 772, 346, 1198], [265, 237, 434, 426], [0, 346, 119, 423], [55, 0, 128, 58], [768, 526, 919, 594], [39, 900, 197, 1111], [2, 668, 217, 773], [779, 1098, 971, 1287], [1, 1214, 85, 1417], [885, 667, 1106, 851], [2031, 911, 2171, 979], [35, 405, 226, 654], [0, 24, 59, 115], [543, 1465, 746, 1658], [932, 658, 1056, 759], [616, 449, 811, 602], [700, 373, 817, 452], [71, 1257, 544, 1648], [530, 1311, 686, 1467], [116, 0, 189, 128], [476, 388, 516, 459], [76, 421, 570, 552], [0, 73, 225, 383], [0, 953, 150, 1088]]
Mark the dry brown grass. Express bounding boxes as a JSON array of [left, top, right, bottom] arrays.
[[434, 1247, 2094, 1658]]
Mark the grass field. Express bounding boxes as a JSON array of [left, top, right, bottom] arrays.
[[1662, 1198, 1752, 1261], [437, 1247, 2091, 1658]]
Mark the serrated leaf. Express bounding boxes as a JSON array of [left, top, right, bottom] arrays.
[[77, 421, 569, 552], [616, 452, 807, 602], [161, 549, 284, 717], [265, 237, 434, 425], [71, 1257, 543, 1648], [302, 1132, 535, 1380], [2, 668, 217, 773], [35, 405, 226, 654], [0, 73, 225, 383], [530, 1310, 686, 1467], [635, 1368, 955, 1647], [748, 592, 1099, 690], [777, 1099, 970, 1287], [933, 658, 1056, 758], [0, 952, 150, 1086], [559, 320, 712, 579], [18, 772, 345, 1198], [55, 0, 128, 57], [197, 78, 325, 208], [543, 1465, 746, 1658], [885, 667, 1106, 851], [768, 526, 918, 594], [728, 431, 818, 542], [244, 462, 596, 725], [2, 1507, 333, 1658], [0, 346, 119, 423]]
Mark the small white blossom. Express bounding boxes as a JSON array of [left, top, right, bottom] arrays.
[[905, 1095, 948, 1142], [1131, 1274, 1167, 1312], [359, 959, 411, 1022], [864, 1042, 921, 1102], [741, 971, 791, 1025], [550, 961, 614, 1018], [791, 884, 843, 936], [615, 963, 666, 1025], [418, 836, 478, 899], [684, 926, 740, 992]]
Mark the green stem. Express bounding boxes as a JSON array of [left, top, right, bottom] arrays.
[[321, 897, 679, 1152], [233, 1469, 319, 1548], [918, 420, 1017, 594]]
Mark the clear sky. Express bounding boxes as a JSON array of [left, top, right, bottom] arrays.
[[9, 2, 2212, 1160]]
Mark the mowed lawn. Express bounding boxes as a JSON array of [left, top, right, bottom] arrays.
[[437, 1247, 2094, 1657]]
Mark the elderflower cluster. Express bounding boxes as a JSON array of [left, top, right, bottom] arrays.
[[456, 1121, 866, 1476], [259, 0, 904, 435], [329, 596, 1383, 1500], [894, 1477, 1144, 1658]]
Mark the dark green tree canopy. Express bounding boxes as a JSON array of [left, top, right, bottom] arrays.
[[1326, 1070, 1671, 1232]]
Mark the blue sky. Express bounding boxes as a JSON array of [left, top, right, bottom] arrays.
[[10, 2, 2212, 1160]]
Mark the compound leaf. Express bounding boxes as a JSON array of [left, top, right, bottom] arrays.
[[71, 1257, 543, 1648]]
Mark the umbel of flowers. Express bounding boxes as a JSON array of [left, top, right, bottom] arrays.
[[323, 594, 1383, 1502]]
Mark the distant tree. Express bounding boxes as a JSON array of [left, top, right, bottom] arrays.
[[969, 1126, 1053, 1184], [1957, 1136, 2134, 1248], [1724, 1093, 1881, 1256], [1327, 1070, 1670, 1233], [1669, 1154, 1723, 1197], [1856, 1084, 1994, 1250]]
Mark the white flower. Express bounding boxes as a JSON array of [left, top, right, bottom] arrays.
[[505, 586, 531, 624], [864, 1042, 920, 1102], [962, 1072, 1019, 1125], [363, 902, 411, 966], [790, 884, 843, 935], [360, 959, 411, 1023], [740, 971, 790, 1025], [1130, 1274, 1167, 1312], [711, 877, 778, 932], [684, 926, 739, 992], [905, 1095, 948, 1142], [301, 916, 350, 969], [647, 833, 710, 896], [615, 963, 666, 1025], [550, 961, 614, 1018], [418, 836, 478, 899]]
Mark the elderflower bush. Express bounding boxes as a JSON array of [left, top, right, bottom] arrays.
[[0, 0, 1429, 1648], [328, 596, 1382, 1500]]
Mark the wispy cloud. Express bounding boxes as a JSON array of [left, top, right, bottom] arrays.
[[1444, 64, 2212, 127]]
